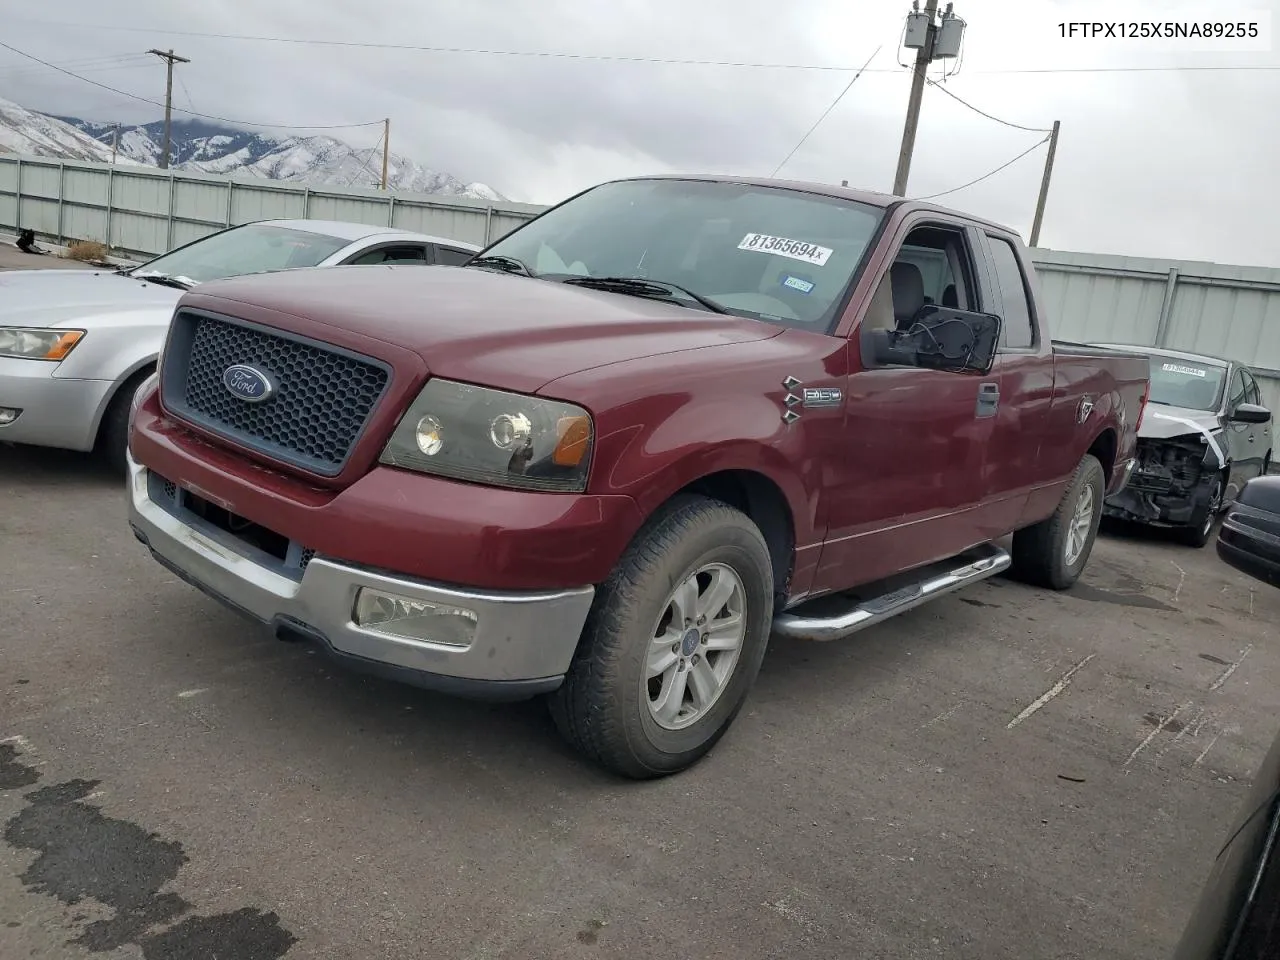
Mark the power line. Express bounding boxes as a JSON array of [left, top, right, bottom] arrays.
[[925, 78, 1052, 133], [771, 45, 881, 178], [7, 19, 1280, 75], [911, 135, 1050, 202], [0, 40, 385, 129], [341, 132, 386, 188], [177, 74, 197, 114]]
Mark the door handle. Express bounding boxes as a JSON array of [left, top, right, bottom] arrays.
[[975, 382, 999, 419]]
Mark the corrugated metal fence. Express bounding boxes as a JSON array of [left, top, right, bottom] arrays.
[[5, 152, 1279, 420], [0, 154, 543, 258], [1030, 249, 1280, 415]]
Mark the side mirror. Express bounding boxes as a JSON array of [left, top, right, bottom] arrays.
[[865, 305, 1003, 375], [1231, 402, 1272, 425]]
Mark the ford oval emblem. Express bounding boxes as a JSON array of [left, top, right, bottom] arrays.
[[222, 364, 275, 403]]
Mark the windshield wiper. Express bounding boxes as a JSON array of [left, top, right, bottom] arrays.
[[466, 254, 535, 277], [559, 276, 730, 315], [132, 271, 195, 290]]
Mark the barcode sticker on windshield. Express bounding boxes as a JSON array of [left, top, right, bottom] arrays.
[[738, 233, 833, 266], [1161, 362, 1207, 377]]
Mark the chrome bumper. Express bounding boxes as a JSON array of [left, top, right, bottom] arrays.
[[126, 453, 595, 697]]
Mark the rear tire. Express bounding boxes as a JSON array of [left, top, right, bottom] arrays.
[[1177, 474, 1224, 548], [97, 369, 153, 475], [548, 495, 774, 779], [1009, 454, 1105, 590]]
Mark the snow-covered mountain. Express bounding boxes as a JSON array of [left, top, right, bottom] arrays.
[[0, 96, 140, 164], [60, 116, 504, 200], [0, 96, 503, 200]]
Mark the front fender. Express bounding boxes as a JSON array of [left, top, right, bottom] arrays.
[[588, 389, 825, 549]]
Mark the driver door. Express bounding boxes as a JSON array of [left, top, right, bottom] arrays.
[[812, 218, 1000, 593]]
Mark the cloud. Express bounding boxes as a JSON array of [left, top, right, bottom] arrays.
[[3, 0, 1278, 264]]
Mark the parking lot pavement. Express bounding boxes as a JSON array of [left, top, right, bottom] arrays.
[[1, 447, 1276, 960], [0, 244, 103, 271]]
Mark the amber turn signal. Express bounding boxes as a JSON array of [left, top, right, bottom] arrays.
[[553, 415, 592, 467]]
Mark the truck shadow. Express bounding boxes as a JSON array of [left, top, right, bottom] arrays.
[[1, 444, 118, 487]]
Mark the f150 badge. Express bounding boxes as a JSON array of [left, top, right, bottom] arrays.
[[779, 376, 843, 423]]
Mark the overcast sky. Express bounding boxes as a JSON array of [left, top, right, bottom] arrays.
[[3, 0, 1278, 265]]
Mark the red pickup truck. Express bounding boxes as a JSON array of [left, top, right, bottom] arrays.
[[127, 175, 1150, 778]]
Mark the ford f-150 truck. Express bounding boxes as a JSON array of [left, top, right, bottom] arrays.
[[126, 175, 1151, 778]]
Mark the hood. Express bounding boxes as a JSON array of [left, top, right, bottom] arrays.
[[1140, 403, 1220, 441], [187, 265, 786, 394], [0, 268, 182, 329]]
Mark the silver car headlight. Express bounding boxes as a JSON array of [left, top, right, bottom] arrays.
[[0, 327, 86, 361], [379, 378, 593, 493]]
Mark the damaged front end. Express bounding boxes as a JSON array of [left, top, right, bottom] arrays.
[[1104, 435, 1221, 528]]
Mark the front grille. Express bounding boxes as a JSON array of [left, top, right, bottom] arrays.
[[161, 310, 391, 477]]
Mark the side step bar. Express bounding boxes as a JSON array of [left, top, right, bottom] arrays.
[[772, 543, 1011, 642]]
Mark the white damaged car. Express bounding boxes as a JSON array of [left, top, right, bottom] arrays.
[[0, 219, 479, 470]]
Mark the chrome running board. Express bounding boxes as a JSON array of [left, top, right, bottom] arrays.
[[772, 542, 1011, 642]]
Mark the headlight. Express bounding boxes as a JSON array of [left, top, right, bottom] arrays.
[[0, 327, 85, 361], [379, 378, 593, 492]]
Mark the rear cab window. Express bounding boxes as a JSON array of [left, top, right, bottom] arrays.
[[984, 235, 1035, 349]]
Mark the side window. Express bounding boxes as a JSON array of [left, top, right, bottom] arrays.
[[1243, 370, 1261, 406], [433, 245, 475, 266], [346, 246, 429, 265], [379, 246, 428, 264], [1228, 368, 1248, 411], [986, 236, 1034, 349], [346, 248, 390, 266], [862, 225, 978, 336]]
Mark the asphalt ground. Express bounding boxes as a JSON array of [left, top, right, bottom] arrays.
[[1, 437, 1277, 960], [0, 244, 101, 271]]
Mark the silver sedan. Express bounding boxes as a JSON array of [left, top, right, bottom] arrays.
[[0, 219, 479, 470]]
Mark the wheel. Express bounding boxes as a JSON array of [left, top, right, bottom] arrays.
[[1177, 474, 1224, 548], [1009, 454, 1105, 590], [97, 368, 153, 475], [548, 495, 774, 779]]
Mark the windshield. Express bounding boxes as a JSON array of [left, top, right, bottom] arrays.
[[479, 178, 885, 330], [130, 223, 350, 285], [1147, 357, 1227, 411]]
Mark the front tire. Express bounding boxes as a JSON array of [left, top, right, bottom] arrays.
[[548, 495, 774, 779], [1177, 474, 1224, 548], [1009, 454, 1105, 590], [97, 369, 153, 475]]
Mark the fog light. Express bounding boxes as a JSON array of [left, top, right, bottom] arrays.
[[353, 588, 477, 649], [0, 407, 21, 425]]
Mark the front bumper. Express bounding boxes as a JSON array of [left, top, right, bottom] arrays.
[[127, 452, 596, 699], [1104, 460, 1216, 528], [0, 356, 113, 451]]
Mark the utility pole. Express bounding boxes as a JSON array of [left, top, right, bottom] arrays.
[[380, 118, 390, 190], [892, 1, 966, 196], [148, 48, 189, 170], [1028, 120, 1061, 248], [110, 123, 120, 165]]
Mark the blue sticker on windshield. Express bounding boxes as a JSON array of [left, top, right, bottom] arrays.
[[781, 275, 814, 295]]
